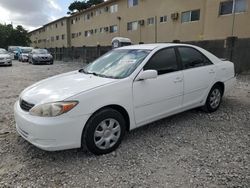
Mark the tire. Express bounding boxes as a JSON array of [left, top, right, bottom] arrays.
[[82, 108, 126, 155], [203, 85, 223, 113]]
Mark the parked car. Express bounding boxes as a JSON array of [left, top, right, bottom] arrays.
[[0, 48, 12, 66], [28, 49, 53, 65], [8, 46, 21, 60], [17, 47, 33, 62], [14, 43, 236, 155]]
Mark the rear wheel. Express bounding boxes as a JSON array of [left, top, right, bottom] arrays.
[[82, 108, 126, 155], [203, 85, 223, 112]]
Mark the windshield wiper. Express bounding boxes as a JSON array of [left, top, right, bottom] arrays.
[[79, 69, 119, 79], [79, 69, 103, 77]]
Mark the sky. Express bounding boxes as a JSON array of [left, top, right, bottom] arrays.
[[0, 0, 72, 31]]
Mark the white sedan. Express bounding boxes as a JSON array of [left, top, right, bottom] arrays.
[[14, 44, 236, 155], [0, 48, 12, 66]]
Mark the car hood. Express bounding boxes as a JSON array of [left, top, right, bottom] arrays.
[[33, 54, 52, 58], [22, 53, 29, 56], [20, 71, 117, 105], [0, 54, 10, 58]]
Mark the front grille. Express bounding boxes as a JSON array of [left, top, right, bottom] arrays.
[[20, 99, 35, 112]]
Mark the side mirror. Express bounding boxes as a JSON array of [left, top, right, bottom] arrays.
[[136, 70, 158, 81]]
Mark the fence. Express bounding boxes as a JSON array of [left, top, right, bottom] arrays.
[[48, 46, 112, 63], [48, 37, 250, 73], [185, 37, 250, 73]]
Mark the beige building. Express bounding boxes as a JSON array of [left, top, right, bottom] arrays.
[[29, 0, 250, 48], [30, 17, 70, 48]]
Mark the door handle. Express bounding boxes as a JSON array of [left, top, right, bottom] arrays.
[[209, 69, 215, 74], [173, 77, 183, 83]]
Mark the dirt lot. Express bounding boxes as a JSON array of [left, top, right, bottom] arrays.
[[0, 61, 249, 188]]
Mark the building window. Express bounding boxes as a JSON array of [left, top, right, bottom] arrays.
[[128, 0, 138, 7], [84, 14, 91, 21], [181, 10, 200, 23], [55, 23, 58, 28], [96, 8, 104, 16], [85, 30, 93, 37], [61, 21, 64, 26], [72, 33, 75, 38], [160, 15, 167, 23], [104, 27, 109, 32], [110, 25, 118, 33], [100, 27, 104, 33], [51, 36, 54, 42], [219, 0, 247, 15], [147, 17, 155, 25], [62, 34, 65, 40], [96, 9, 100, 16], [110, 4, 118, 13], [127, 21, 138, 31], [56, 36, 59, 40]]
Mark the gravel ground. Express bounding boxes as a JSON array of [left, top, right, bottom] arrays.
[[0, 61, 249, 188]]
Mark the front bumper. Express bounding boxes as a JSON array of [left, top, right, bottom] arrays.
[[33, 57, 53, 64], [14, 101, 90, 151], [0, 59, 12, 65], [21, 56, 29, 61]]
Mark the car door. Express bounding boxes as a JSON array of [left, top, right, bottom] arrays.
[[133, 47, 184, 126], [177, 47, 216, 108]]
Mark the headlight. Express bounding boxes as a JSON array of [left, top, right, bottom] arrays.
[[29, 101, 78, 117]]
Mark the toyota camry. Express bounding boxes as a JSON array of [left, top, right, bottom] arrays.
[[14, 44, 236, 155]]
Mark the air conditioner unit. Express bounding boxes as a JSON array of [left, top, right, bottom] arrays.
[[171, 13, 179, 21], [139, 19, 145, 26]]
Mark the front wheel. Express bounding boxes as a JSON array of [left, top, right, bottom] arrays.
[[203, 85, 223, 113], [82, 108, 126, 155]]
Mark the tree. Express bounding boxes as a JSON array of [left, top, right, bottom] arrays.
[[0, 24, 31, 49], [68, 1, 88, 13], [67, 0, 104, 14]]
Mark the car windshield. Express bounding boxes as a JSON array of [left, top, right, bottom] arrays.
[[82, 49, 151, 79], [8, 47, 18, 52], [21, 49, 32, 53], [33, 49, 48, 54], [0, 49, 8, 54]]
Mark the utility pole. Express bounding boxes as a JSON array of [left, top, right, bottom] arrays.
[[231, 0, 236, 36], [155, 16, 158, 43]]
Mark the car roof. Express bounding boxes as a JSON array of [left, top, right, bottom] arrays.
[[117, 43, 197, 50], [33, 48, 47, 50], [20, 47, 33, 49]]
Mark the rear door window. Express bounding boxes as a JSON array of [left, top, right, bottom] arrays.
[[178, 47, 212, 69]]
